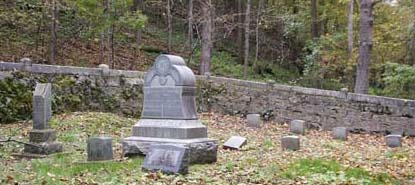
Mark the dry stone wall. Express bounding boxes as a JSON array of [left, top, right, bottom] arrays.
[[1, 61, 414, 135]]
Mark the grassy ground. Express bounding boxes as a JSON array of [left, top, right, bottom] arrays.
[[0, 112, 414, 184]]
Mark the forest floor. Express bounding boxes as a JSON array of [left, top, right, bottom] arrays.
[[0, 112, 414, 184]]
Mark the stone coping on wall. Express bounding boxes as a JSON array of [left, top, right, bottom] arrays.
[[1, 61, 414, 110]]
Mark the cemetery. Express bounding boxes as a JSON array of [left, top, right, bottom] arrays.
[[0, 55, 414, 184]]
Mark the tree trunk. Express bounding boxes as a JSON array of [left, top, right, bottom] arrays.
[[354, 0, 374, 94], [187, 0, 193, 52], [200, 0, 212, 75], [254, 0, 264, 70], [132, 0, 143, 45], [347, 0, 354, 59], [49, 0, 57, 64], [167, 0, 172, 53], [237, 0, 244, 63], [243, 0, 251, 79], [311, 0, 319, 38]]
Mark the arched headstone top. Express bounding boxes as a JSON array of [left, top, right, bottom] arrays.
[[144, 55, 196, 87]]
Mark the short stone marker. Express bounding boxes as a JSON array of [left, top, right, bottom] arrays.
[[142, 144, 189, 174], [87, 137, 113, 161], [24, 83, 63, 155], [385, 135, 402, 148], [247, 114, 262, 128], [290, 120, 305, 135], [332, 127, 348, 141], [281, 136, 300, 151], [223, 136, 247, 150]]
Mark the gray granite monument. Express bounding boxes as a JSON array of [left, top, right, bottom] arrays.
[[24, 83, 63, 155], [122, 54, 217, 164], [142, 144, 189, 174]]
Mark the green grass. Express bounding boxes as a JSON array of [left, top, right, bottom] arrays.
[[31, 153, 144, 184], [281, 158, 398, 184]]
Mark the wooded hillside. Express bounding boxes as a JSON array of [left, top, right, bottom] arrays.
[[0, 0, 414, 99]]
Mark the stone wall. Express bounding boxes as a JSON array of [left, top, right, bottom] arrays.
[[1, 61, 414, 135]]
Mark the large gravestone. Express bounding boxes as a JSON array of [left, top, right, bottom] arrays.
[[24, 83, 63, 155], [122, 55, 217, 164]]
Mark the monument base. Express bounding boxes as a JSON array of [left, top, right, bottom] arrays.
[[23, 142, 63, 155], [122, 137, 217, 164]]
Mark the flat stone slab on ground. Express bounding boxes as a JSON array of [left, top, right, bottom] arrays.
[[281, 135, 300, 151], [23, 142, 63, 155], [123, 137, 217, 164], [223, 136, 247, 150], [142, 144, 189, 174], [87, 137, 113, 161], [332, 127, 348, 141], [247, 114, 262, 128], [290, 120, 305, 135], [385, 134, 402, 148]]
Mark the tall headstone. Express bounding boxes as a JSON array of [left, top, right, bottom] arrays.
[[24, 83, 63, 155], [122, 55, 217, 164]]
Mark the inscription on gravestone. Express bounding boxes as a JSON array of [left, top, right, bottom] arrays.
[[33, 83, 52, 130], [142, 144, 189, 174]]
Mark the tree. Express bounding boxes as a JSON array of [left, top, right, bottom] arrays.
[[354, 0, 377, 94], [347, 0, 354, 59], [200, 0, 212, 75], [243, 0, 251, 79], [49, 0, 58, 64], [187, 0, 194, 52], [167, 0, 172, 53], [254, 0, 265, 70], [311, 0, 319, 38]]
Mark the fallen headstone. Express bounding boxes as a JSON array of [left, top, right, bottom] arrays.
[[281, 136, 300, 151], [223, 136, 247, 150], [142, 144, 189, 174], [87, 137, 113, 161], [385, 134, 402, 148], [332, 127, 348, 141], [290, 120, 305, 135], [247, 114, 262, 128]]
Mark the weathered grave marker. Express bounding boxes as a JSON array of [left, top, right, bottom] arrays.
[[123, 55, 217, 164], [281, 136, 300, 151], [247, 114, 262, 128], [290, 120, 305, 135], [142, 144, 189, 174], [87, 137, 113, 161], [24, 83, 62, 155], [223, 136, 247, 150], [385, 134, 402, 148], [332, 127, 348, 141]]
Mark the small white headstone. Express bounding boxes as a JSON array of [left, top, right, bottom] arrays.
[[223, 136, 247, 150]]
